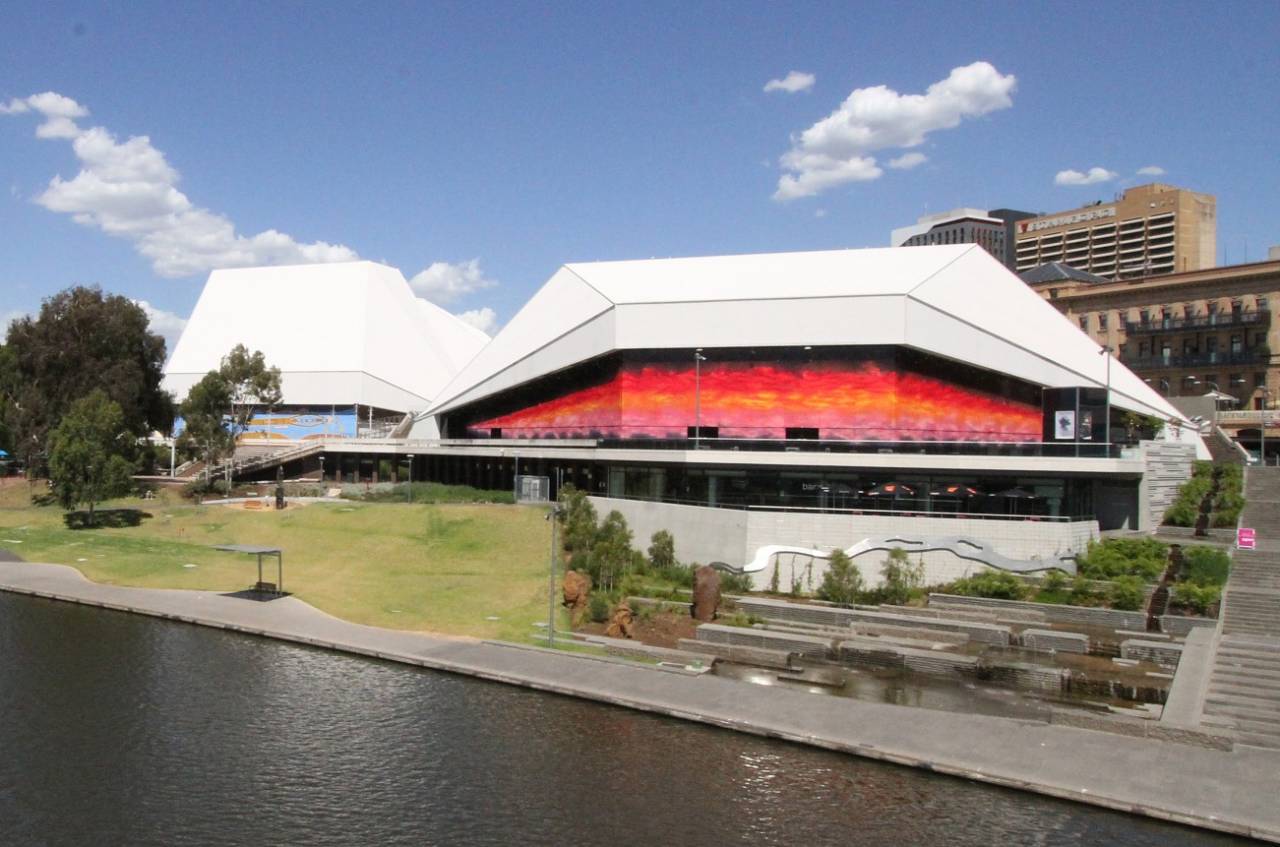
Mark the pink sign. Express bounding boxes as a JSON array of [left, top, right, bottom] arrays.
[[1238, 527, 1257, 550]]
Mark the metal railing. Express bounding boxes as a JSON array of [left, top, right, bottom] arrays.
[[1124, 310, 1268, 334], [1122, 349, 1270, 369]]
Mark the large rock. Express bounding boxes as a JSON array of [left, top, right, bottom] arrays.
[[562, 570, 592, 622], [691, 565, 721, 622], [605, 601, 635, 639]]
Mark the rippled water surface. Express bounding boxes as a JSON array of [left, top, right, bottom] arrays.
[[0, 594, 1248, 846]]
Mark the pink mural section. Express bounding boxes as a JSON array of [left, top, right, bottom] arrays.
[[468, 361, 1041, 441]]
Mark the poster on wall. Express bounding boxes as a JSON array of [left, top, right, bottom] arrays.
[[1078, 411, 1093, 440], [1054, 410, 1076, 440]]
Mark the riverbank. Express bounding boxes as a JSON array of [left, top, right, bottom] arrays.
[[1, 560, 1277, 842]]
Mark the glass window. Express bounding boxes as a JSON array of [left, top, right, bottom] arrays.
[[1098, 312, 1109, 330], [1231, 334, 1243, 354], [1257, 372, 1268, 387], [1078, 315, 1089, 331]]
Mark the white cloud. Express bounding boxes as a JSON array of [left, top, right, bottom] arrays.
[[132, 299, 188, 354], [408, 259, 497, 305], [1137, 165, 1166, 176], [888, 151, 927, 170], [774, 61, 1016, 201], [454, 306, 497, 335], [3, 91, 358, 278], [1054, 166, 1117, 186], [814, 208, 827, 219], [763, 71, 816, 94]]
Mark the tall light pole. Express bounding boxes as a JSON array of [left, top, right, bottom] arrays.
[[546, 503, 561, 647], [694, 348, 707, 450], [1262, 389, 1273, 467], [406, 453, 415, 502], [1099, 345, 1113, 451]]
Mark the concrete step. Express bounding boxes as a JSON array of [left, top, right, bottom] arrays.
[[1234, 731, 1280, 750], [1204, 689, 1280, 714], [1201, 700, 1280, 725], [1202, 714, 1280, 740], [1209, 668, 1280, 688]]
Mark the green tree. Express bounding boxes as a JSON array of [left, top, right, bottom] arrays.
[[47, 391, 136, 525], [590, 510, 634, 593], [817, 549, 863, 605], [557, 484, 599, 555], [177, 370, 234, 468], [648, 530, 676, 570], [880, 547, 924, 605], [219, 344, 283, 440], [1, 287, 173, 472], [177, 345, 281, 470]]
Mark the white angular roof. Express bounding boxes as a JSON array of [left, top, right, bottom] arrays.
[[164, 261, 487, 412], [428, 245, 1189, 427]]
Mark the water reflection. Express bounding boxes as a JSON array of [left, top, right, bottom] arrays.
[[0, 594, 1248, 846]]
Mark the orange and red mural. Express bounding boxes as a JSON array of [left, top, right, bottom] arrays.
[[467, 361, 1041, 442]]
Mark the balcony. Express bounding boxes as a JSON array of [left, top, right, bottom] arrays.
[[1121, 348, 1271, 370], [1124, 310, 1270, 334]]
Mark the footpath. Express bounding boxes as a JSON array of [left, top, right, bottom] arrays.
[[3, 560, 1280, 842]]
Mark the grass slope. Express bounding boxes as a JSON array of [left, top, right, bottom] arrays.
[[0, 484, 560, 641]]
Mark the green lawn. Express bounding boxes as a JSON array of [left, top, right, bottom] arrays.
[[0, 484, 564, 641]]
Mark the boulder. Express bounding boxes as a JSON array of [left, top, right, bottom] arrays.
[[691, 565, 721, 622], [605, 601, 635, 639], [562, 569, 592, 621]]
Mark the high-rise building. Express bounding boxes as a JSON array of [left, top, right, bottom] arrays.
[[1014, 184, 1216, 280], [890, 207, 1035, 271]]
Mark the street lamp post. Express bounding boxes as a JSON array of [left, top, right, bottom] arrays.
[[693, 348, 707, 450], [546, 503, 561, 647], [406, 453, 415, 502], [1099, 345, 1113, 452], [1262, 389, 1273, 467]]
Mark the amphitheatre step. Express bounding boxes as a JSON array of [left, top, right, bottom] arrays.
[[1210, 668, 1280, 689], [1202, 714, 1280, 741], [1233, 731, 1280, 750], [1201, 700, 1280, 725], [1204, 690, 1280, 714]]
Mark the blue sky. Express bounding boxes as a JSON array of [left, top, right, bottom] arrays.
[[2, 1, 1278, 350]]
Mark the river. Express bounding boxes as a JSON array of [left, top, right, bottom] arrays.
[[0, 593, 1247, 846]]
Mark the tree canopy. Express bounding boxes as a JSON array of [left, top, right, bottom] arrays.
[[177, 344, 281, 468], [48, 390, 136, 524], [1, 286, 173, 470]]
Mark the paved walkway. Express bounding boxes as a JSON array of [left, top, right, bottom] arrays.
[[3, 561, 1280, 842]]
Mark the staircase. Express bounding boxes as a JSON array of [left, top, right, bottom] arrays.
[[204, 441, 326, 483], [1200, 468, 1280, 747], [1206, 426, 1249, 465]]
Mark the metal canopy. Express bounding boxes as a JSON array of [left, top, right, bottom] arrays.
[[213, 545, 285, 594]]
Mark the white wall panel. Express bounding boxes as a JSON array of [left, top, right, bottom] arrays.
[[614, 296, 905, 350]]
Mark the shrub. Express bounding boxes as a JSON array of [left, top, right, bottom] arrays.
[[356, 482, 514, 504], [948, 570, 1026, 600], [1163, 470, 1214, 527], [648, 530, 676, 571], [816, 550, 863, 605], [590, 510, 635, 592], [879, 547, 924, 606], [1068, 574, 1103, 607], [557, 484, 599, 553], [1182, 545, 1231, 587], [1108, 576, 1146, 611], [1175, 583, 1221, 616], [719, 570, 753, 595], [588, 594, 610, 623], [1076, 538, 1168, 582]]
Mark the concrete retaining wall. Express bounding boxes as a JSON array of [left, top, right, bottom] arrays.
[[1021, 628, 1089, 654], [589, 496, 1098, 595], [695, 623, 832, 659], [1159, 615, 1219, 637], [1121, 639, 1185, 669], [735, 597, 1012, 646], [1139, 441, 1196, 530], [930, 593, 1148, 631]]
